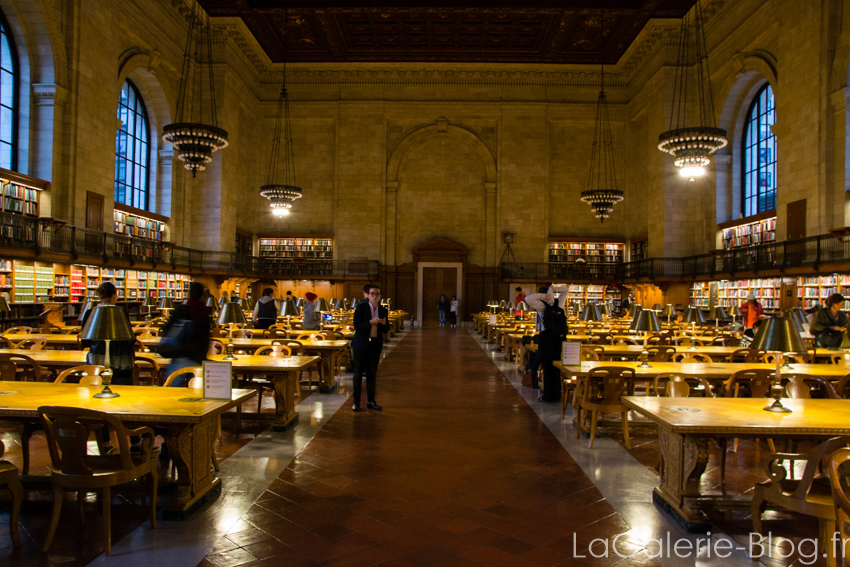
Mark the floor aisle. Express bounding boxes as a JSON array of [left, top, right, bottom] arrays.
[[201, 328, 658, 567]]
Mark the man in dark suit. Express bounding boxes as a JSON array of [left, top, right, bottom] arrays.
[[351, 283, 389, 412]]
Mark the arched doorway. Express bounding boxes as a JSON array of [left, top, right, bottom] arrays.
[[412, 237, 468, 326]]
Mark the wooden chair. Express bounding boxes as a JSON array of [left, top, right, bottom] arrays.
[[54, 365, 106, 385], [612, 337, 638, 345], [828, 447, 850, 567], [561, 373, 577, 418], [833, 373, 850, 399], [726, 348, 766, 363], [241, 345, 291, 414], [646, 346, 676, 362], [2, 326, 31, 335], [163, 366, 203, 387], [0, 439, 22, 547], [675, 336, 705, 347], [830, 354, 847, 365], [721, 368, 777, 483], [783, 375, 811, 399], [752, 436, 850, 566], [575, 367, 634, 449], [672, 352, 712, 363], [134, 356, 162, 386], [209, 339, 225, 355], [710, 335, 737, 347], [593, 334, 614, 345], [13, 338, 47, 351], [580, 347, 600, 361], [296, 332, 324, 341], [38, 405, 158, 555], [0, 353, 47, 382], [763, 353, 810, 365]]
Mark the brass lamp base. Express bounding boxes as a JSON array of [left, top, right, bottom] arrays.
[[763, 398, 792, 413], [222, 342, 237, 360], [93, 385, 120, 399]]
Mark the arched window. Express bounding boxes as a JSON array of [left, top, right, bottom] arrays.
[[115, 79, 150, 210], [742, 84, 776, 217], [0, 9, 18, 170]]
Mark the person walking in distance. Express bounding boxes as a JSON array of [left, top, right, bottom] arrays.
[[351, 284, 389, 412], [437, 295, 449, 326], [450, 296, 458, 327]]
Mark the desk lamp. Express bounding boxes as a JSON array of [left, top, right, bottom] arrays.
[[652, 303, 663, 312], [158, 296, 174, 318], [486, 300, 498, 313], [629, 303, 642, 318], [632, 309, 661, 362], [499, 300, 507, 313], [0, 296, 8, 327], [204, 296, 218, 315], [239, 297, 251, 312], [787, 307, 807, 333], [580, 304, 602, 323], [711, 306, 727, 333], [317, 298, 331, 313], [141, 295, 157, 321], [661, 304, 676, 326], [750, 316, 806, 413], [296, 298, 305, 310], [334, 299, 345, 310], [78, 296, 96, 324], [79, 305, 135, 399], [217, 303, 247, 360], [682, 306, 705, 349], [728, 303, 742, 327], [330, 297, 337, 308], [598, 303, 611, 321]]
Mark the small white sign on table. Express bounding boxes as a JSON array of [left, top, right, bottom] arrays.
[[202, 360, 232, 400], [488, 314, 498, 325], [562, 341, 581, 366]]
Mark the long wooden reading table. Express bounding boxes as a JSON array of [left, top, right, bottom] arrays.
[[0, 380, 255, 518], [621, 396, 850, 531]]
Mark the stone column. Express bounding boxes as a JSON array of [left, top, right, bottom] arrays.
[[158, 149, 175, 241], [32, 83, 69, 219], [830, 88, 849, 227], [714, 155, 733, 248], [484, 182, 497, 267], [385, 181, 398, 265]]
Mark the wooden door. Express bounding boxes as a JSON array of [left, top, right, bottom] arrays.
[[786, 199, 806, 241], [422, 267, 457, 325]]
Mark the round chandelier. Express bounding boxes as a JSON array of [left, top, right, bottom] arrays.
[[261, 8, 302, 216], [260, 183, 302, 216], [162, 123, 228, 175], [161, 1, 228, 177], [658, 0, 727, 181], [580, 188, 624, 221]]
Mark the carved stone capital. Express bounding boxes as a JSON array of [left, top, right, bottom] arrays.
[[32, 84, 69, 108], [830, 88, 850, 113], [485, 182, 497, 194], [714, 154, 732, 170], [159, 149, 175, 163], [386, 181, 398, 193]]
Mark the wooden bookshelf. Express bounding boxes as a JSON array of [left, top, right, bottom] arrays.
[[0, 168, 49, 218], [718, 211, 776, 249], [716, 278, 781, 310], [236, 228, 253, 255], [113, 203, 168, 241], [797, 275, 850, 311], [548, 238, 624, 279], [258, 234, 334, 260], [689, 282, 710, 308], [630, 236, 647, 262]]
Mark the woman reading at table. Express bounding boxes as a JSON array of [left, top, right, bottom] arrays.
[[811, 293, 848, 349]]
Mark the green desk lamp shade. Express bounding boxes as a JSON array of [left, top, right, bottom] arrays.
[[711, 306, 727, 320], [750, 316, 806, 413], [728, 304, 742, 317], [316, 298, 331, 312], [629, 303, 642, 317], [79, 297, 96, 322], [334, 299, 345, 310], [652, 303, 663, 311], [631, 309, 661, 332], [158, 297, 175, 311], [580, 304, 602, 322], [204, 296, 217, 311], [142, 295, 157, 308], [750, 316, 806, 354], [661, 304, 676, 317], [515, 301, 528, 313], [0, 295, 10, 313], [217, 303, 247, 326], [598, 303, 610, 316], [683, 306, 705, 324], [786, 307, 807, 332], [239, 298, 251, 311], [79, 305, 135, 399], [280, 300, 299, 317]]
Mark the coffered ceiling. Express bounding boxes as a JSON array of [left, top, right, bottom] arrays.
[[198, 1, 698, 65]]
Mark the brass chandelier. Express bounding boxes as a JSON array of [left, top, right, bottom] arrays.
[[580, 7, 623, 222], [260, 7, 302, 216], [161, 0, 228, 177], [657, 0, 727, 180]]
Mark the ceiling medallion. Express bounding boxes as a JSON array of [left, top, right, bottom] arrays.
[[657, 0, 727, 181], [161, 0, 228, 177]]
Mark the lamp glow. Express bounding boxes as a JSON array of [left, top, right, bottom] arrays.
[[679, 166, 706, 181]]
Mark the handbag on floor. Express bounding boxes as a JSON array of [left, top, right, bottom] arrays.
[[521, 369, 538, 389]]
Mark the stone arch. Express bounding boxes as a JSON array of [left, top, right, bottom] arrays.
[[387, 117, 496, 184], [116, 50, 175, 217], [384, 117, 498, 267], [715, 52, 777, 224]]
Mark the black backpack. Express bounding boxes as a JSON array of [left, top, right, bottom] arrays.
[[543, 298, 568, 341]]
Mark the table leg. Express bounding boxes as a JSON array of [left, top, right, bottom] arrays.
[[164, 418, 221, 518], [317, 351, 338, 392], [272, 370, 299, 431], [655, 427, 711, 530]]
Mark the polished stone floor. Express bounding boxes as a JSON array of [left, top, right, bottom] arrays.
[[0, 326, 832, 566]]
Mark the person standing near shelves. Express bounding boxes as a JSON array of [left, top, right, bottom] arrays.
[[253, 288, 280, 330], [740, 292, 765, 337], [811, 293, 848, 349]]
